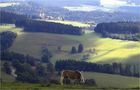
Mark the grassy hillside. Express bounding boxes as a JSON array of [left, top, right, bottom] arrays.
[[0, 24, 140, 89], [0, 24, 139, 65], [83, 72, 139, 88]]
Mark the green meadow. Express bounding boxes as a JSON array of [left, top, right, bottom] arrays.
[[1, 71, 139, 89], [0, 24, 140, 89], [0, 24, 139, 65], [2, 83, 138, 90]]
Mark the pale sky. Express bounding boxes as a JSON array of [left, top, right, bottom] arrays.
[[100, 0, 140, 8], [64, 0, 140, 12]]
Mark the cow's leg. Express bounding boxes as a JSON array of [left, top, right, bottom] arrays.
[[74, 79, 78, 85], [80, 74, 85, 84], [60, 76, 64, 85]]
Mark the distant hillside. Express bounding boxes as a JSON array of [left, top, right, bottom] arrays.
[[30, 0, 99, 7], [118, 6, 140, 13], [0, 11, 28, 24], [1, 1, 140, 23], [1, 11, 83, 35]]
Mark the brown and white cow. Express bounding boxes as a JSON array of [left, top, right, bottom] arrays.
[[60, 70, 85, 85]]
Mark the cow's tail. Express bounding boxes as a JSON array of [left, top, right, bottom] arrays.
[[80, 71, 85, 84], [60, 70, 64, 85]]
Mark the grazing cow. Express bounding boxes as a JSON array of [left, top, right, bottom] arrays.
[[60, 70, 85, 85]]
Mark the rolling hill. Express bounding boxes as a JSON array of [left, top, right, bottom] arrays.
[[0, 22, 140, 89], [0, 24, 140, 66]]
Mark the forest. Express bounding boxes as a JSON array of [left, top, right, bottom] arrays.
[[1, 51, 55, 83], [0, 31, 17, 51], [15, 20, 84, 35], [1, 10, 84, 35], [55, 60, 139, 78], [94, 22, 140, 41], [0, 11, 28, 24]]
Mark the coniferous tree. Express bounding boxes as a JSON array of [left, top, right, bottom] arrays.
[[41, 48, 52, 63], [78, 44, 84, 53], [71, 46, 77, 54]]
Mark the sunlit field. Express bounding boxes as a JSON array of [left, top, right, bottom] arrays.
[[0, 24, 23, 35], [89, 38, 140, 63], [0, 2, 18, 7], [1, 24, 140, 89], [0, 24, 140, 66], [47, 20, 90, 28]]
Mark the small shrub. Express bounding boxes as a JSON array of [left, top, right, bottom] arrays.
[[32, 88, 40, 90], [84, 79, 96, 86], [40, 81, 51, 87], [50, 79, 60, 84]]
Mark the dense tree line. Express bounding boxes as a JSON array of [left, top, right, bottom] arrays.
[[55, 60, 139, 77], [0, 31, 17, 51], [1, 51, 39, 65], [103, 33, 140, 41], [94, 22, 140, 41], [1, 11, 84, 35], [15, 20, 84, 35], [1, 51, 55, 83], [1, 42, 55, 83], [0, 11, 28, 24], [95, 22, 140, 34], [1, 51, 40, 83]]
